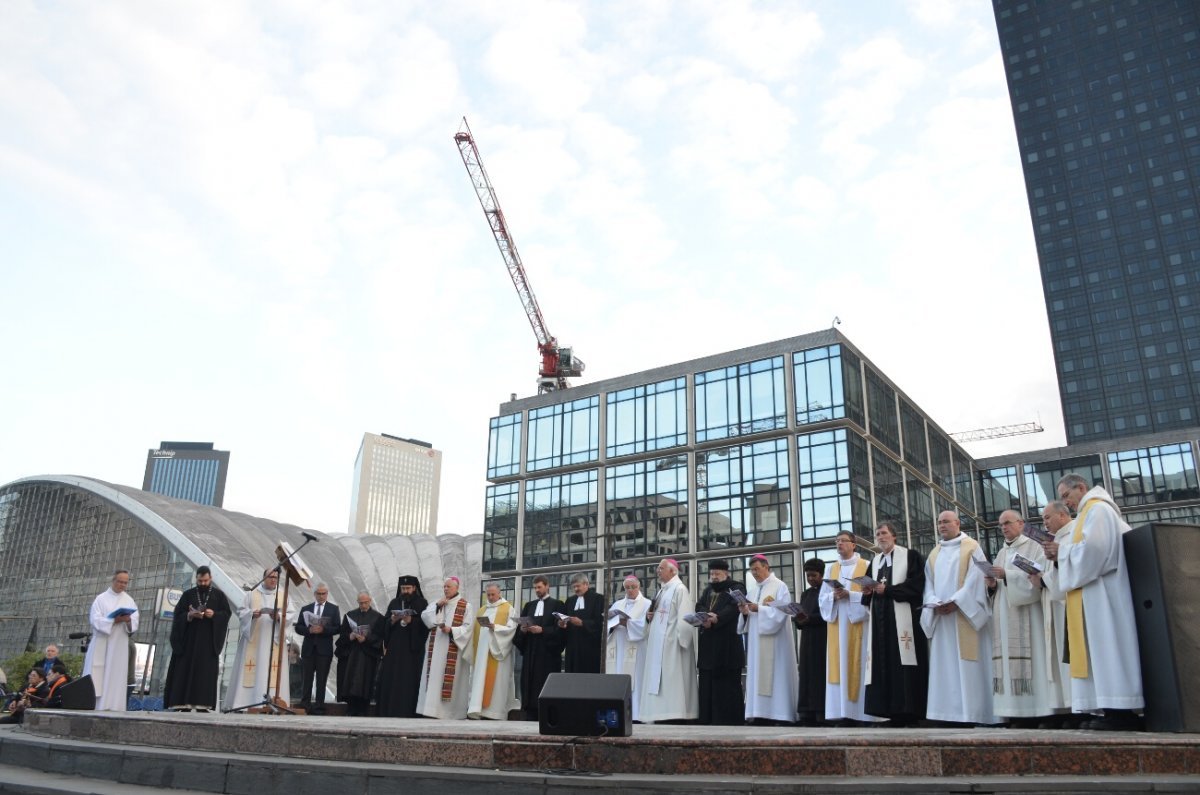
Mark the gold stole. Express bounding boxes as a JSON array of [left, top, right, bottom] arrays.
[[471, 600, 511, 709], [826, 557, 868, 701], [1066, 498, 1106, 679], [242, 589, 280, 687], [927, 536, 981, 661]]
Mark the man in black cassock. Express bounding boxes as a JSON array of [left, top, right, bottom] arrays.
[[375, 575, 430, 718], [793, 557, 827, 726], [862, 519, 928, 726], [335, 591, 384, 716], [513, 574, 563, 720], [696, 560, 745, 725], [557, 573, 604, 674], [164, 566, 232, 710]]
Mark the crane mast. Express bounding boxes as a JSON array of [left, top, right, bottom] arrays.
[[453, 117, 584, 394]]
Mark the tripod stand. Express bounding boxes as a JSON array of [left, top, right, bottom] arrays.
[[224, 535, 317, 714]]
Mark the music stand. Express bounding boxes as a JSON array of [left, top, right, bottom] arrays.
[[223, 538, 315, 715]]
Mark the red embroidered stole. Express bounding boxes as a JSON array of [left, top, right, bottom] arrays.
[[424, 598, 469, 702]]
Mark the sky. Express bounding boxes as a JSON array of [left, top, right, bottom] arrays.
[[0, 1, 1067, 537]]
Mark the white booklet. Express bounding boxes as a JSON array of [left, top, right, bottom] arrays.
[[1011, 553, 1044, 575], [303, 611, 332, 629]]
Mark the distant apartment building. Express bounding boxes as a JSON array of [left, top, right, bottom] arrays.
[[142, 441, 230, 507], [349, 433, 442, 536]]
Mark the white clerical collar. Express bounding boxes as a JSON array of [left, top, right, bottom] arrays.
[[940, 535, 964, 547], [534, 600, 544, 616], [574, 595, 585, 610]]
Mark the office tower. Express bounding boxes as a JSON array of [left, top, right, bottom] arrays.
[[142, 441, 230, 507], [994, 0, 1200, 443], [348, 433, 442, 536]]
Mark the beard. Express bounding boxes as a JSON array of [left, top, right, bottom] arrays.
[[710, 578, 731, 592]]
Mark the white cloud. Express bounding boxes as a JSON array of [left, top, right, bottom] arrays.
[[700, 1, 823, 82]]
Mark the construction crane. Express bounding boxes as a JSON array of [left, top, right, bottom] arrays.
[[453, 117, 585, 394], [950, 421, 1044, 443]]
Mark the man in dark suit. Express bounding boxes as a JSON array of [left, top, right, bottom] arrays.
[[513, 574, 564, 720], [556, 573, 604, 674], [294, 583, 339, 713]]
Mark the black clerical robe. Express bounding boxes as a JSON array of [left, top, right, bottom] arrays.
[[794, 584, 827, 723], [335, 608, 384, 714], [696, 582, 745, 726], [164, 585, 232, 709], [374, 595, 430, 717], [863, 547, 929, 724], [562, 590, 605, 674], [513, 596, 564, 719]]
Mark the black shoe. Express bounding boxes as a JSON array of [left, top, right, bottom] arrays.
[[1082, 714, 1141, 731]]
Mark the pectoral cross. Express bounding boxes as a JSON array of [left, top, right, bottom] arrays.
[[900, 630, 913, 650]]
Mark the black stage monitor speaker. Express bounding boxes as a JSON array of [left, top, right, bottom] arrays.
[[1124, 523, 1200, 733], [57, 675, 95, 711], [538, 673, 632, 737]]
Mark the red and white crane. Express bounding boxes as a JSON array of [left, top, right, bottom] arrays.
[[454, 117, 585, 394]]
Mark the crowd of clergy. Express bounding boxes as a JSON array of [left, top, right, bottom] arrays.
[[69, 473, 1145, 728]]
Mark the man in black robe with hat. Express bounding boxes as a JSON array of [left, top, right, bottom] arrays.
[[375, 575, 430, 717], [164, 566, 232, 710], [696, 559, 745, 725], [793, 557, 828, 726], [513, 574, 563, 720], [335, 592, 384, 716]]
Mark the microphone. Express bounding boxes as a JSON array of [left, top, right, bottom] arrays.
[[67, 631, 90, 639], [301, 532, 320, 542]]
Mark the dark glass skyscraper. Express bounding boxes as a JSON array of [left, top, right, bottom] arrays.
[[142, 441, 230, 507], [994, 0, 1200, 443]]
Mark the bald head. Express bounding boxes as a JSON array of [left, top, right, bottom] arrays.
[[1043, 501, 1072, 533], [936, 511, 961, 541]]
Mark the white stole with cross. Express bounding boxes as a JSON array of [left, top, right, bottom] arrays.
[[866, 546, 917, 686]]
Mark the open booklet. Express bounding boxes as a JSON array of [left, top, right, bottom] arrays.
[[390, 608, 417, 618], [346, 615, 370, 639], [850, 575, 879, 589], [107, 607, 137, 620], [517, 616, 536, 629], [681, 612, 707, 627], [767, 602, 808, 618], [551, 612, 571, 621], [973, 558, 995, 576], [822, 578, 845, 590], [1022, 524, 1056, 544], [607, 607, 631, 620], [728, 589, 751, 606], [303, 611, 334, 629], [257, 606, 279, 619], [476, 615, 493, 628], [1010, 552, 1044, 575]]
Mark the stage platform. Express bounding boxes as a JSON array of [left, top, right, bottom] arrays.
[[2, 710, 1199, 793]]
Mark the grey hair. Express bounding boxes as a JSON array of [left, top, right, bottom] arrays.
[[1056, 473, 1089, 492], [660, 559, 678, 574], [569, 572, 591, 585], [1045, 500, 1071, 517], [483, 580, 503, 591]]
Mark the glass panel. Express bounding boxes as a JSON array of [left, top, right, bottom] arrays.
[[526, 396, 599, 472], [483, 482, 520, 572], [978, 466, 1020, 523], [797, 429, 871, 540], [794, 345, 850, 426], [841, 347, 865, 427], [605, 455, 689, 561], [487, 413, 523, 478], [928, 426, 954, 496], [865, 368, 900, 455], [1108, 443, 1200, 507], [871, 446, 906, 537], [522, 470, 599, 568], [952, 446, 976, 512], [906, 477, 935, 555], [695, 356, 787, 443], [1022, 455, 1104, 517], [899, 399, 929, 474], [697, 438, 792, 549], [605, 377, 688, 459], [518, 571, 593, 606]]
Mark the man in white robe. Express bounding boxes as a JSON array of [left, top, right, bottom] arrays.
[[467, 582, 519, 719], [921, 512, 998, 725], [417, 576, 474, 719], [1043, 474, 1143, 730], [986, 511, 1062, 725], [737, 555, 797, 724], [606, 575, 650, 718], [819, 531, 879, 724], [637, 559, 698, 723], [83, 569, 139, 711], [1035, 501, 1074, 722], [227, 569, 289, 710]]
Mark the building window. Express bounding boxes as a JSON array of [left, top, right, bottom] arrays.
[[865, 368, 900, 455], [526, 396, 599, 472], [796, 429, 871, 541], [519, 571, 586, 607], [952, 446, 976, 513], [699, 552, 794, 598], [523, 470, 598, 568], [695, 356, 787, 443], [872, 446, 906, 537], [928, 426, 953, 497], [978, 466, 1020, 523], [1022, 456, 1104, 516], [1107, 443, 1200, 507], [697, 438, 791, 550], [605, 455, 689, 561], [899, 399, 929, 474], [483, 482, 519, 572], [606, 560, 692, 601], [487, 413, 522, 478], [906, 476, 935, 555], [606, 377, 687, 459], [794, 345, 848, 426]]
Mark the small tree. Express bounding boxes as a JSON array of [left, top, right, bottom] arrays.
[[2, 650, 85, 682]]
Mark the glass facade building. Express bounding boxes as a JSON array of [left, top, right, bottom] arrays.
[[142, 441, 230, 507], [0, 475, 481, 707], [481, 330, 987, 602], [994, 0, 1200, 444]]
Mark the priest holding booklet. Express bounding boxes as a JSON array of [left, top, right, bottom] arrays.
[[375, 575, 430, 717], [819, 531, 880, 725], [466, 582, 520, 720], [336, 592, 383, 716], [636, 559, 698, 723], [226, 568, 287, 710], [606, 575, 651, 717]]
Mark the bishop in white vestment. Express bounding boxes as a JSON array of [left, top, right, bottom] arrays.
[[466, 583, 519, 720], [1037, 500, 1075, 715], [83, 570, 139, 711], [921, 512, 998, 725], [636, 560, 698, 723], [227, 570, 289, 710], [737, 555, 797, 723], [417, 577, 475, 719], [819, 532, 879, 723], [606, 575, 650, 717]]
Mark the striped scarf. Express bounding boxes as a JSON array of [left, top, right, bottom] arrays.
[[424, 597, 469, 701]]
